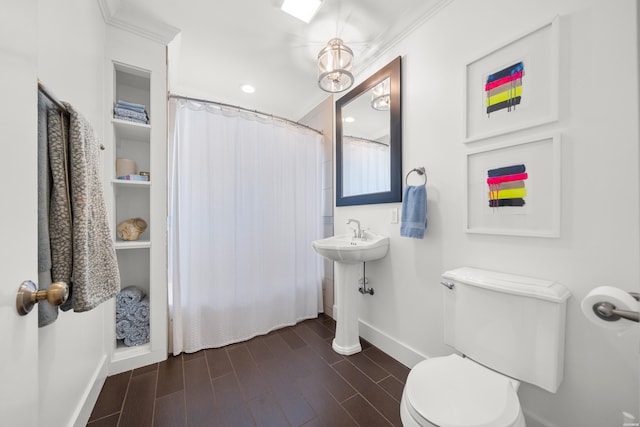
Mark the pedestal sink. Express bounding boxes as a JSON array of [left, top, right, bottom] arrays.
[[312, 230, 390, 355]]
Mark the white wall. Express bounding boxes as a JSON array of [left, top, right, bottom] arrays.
[[37, 1, 108, 426], [300, 96, 336, 315], [334, 0, 640, 425]]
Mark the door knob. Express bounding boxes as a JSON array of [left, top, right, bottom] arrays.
[[16, 280, 69, 315]]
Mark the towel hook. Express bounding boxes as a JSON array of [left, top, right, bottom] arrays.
[[406, 167, 427, 186]]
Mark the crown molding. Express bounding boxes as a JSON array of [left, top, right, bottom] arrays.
[[97, 0, 180, 45], [354, 0, 453, 77]]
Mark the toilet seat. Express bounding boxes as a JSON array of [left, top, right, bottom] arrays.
[[403, 354, 523, 427]]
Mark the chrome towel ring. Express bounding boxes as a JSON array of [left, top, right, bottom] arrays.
[[405, 167, 427, 186]]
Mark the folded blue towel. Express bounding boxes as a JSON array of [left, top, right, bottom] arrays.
[[113, 115, 148, 125], [117, 174, 148, 181], [116, 287, 149, 344], [114, 107, 148, 122], [116, 100, 147, 113], [127, 296, 150, 326], [117, 286, 144, 307], [123, 324, 150, 346], [115, 307, 129, 321], [115, 318, 132, 340], [400, 185, 427, 239]]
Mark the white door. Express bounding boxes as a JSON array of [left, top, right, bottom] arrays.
[[0, 2, 39, 426]]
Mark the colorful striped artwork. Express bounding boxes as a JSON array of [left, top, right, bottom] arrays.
[[485, 62, 524, 116], [487, 164, 528, 208]]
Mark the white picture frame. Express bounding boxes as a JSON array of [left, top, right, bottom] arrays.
[[463, 16, 560, 143], [465, 132, 561, 237]]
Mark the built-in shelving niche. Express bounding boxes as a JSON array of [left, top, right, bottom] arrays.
[[111, 63, 152, 355]]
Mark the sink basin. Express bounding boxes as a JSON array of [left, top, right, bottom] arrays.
[[312, 231, 389, 263]]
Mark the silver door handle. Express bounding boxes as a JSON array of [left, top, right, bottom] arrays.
[[16, 280, 69, 315]]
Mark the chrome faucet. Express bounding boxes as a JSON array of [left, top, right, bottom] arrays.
[[346, 219, 364, 240]]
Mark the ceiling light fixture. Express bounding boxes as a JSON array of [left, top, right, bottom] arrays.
[[280, 0, 323, 24], [240, 84, 255, 94], [371, 78, 390, 110], [317, 38, 354, 93]]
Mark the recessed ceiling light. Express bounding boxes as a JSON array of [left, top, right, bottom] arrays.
[[280, 0, 323, 24], [240, 84, 255, 94], [344, 116, 355, 123]]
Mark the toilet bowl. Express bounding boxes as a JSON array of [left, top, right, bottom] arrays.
[[400, 354, 526, 427]]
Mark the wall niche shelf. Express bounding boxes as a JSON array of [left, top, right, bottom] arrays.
[[111, 179, 151, 187], [112, 118, 151, 137], [104, 29, 168, 375], [110, 62, 153, 371], [112, 342, 152, 358], [114, 240, 152, 250]]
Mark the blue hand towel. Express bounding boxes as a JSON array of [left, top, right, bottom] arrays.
[[400, 185, 427, 239]]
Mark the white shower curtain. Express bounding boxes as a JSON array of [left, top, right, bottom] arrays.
[[342, 137, 390, 197], [168, 99, 324, 355]]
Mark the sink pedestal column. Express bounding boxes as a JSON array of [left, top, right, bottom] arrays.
[[332, 262, 362, 355]]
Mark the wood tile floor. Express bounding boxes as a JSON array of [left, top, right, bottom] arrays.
[[87, 314, 409, 427]]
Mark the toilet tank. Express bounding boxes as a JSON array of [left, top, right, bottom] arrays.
[[442, 267, 571, 393]]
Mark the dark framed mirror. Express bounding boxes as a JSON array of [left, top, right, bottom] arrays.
[[336, 56, 402, 206]]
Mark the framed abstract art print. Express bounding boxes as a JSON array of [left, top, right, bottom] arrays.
[[463, 17, 560, 143], [465, 132, 561, 237]]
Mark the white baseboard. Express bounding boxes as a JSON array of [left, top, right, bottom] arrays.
[[522, 409, 556, 427], [358, 318, 428, 368], [72, 355, 108, 427], [326, 307, 427, 368]]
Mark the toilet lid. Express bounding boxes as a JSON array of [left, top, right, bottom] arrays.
[[405, 354, 521, 427]]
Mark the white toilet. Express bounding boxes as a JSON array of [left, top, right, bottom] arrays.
[[400, 267, 571, 427]]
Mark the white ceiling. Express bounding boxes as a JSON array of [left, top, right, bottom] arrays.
[[108, 0, 451, 121]]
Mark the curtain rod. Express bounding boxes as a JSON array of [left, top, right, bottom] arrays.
[[169, 93, 323, 135], [38, 80, 69, 116], [344, 135, 389, 147]]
